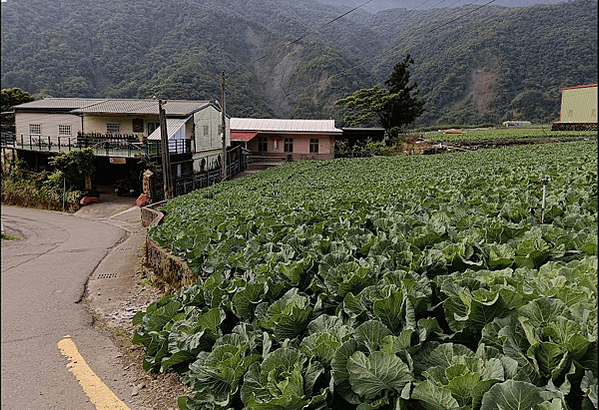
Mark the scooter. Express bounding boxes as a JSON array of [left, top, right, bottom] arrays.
[[115, 179, 138, 196]]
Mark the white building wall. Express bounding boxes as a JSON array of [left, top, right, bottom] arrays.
[[16, 113, 82, 143], [193, 106, 230, 173], [82, 115, 160, 135], [560, 86, 598, 123]]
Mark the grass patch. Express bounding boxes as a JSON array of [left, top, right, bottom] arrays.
[[1, 231, 21, 241]]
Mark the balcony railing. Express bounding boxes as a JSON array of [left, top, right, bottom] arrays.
[[1, 134, 193, 158]]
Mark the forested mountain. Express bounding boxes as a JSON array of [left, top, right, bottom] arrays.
[[1, 0, 597, 126], [315, 0, 572, 12]]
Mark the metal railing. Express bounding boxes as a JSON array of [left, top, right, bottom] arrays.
[[169, 145, 245, 199], [1, 134, 193, 158]]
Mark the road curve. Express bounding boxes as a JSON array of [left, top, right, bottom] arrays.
[[1, 206, 125, 410]]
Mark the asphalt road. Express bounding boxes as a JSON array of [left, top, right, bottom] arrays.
[[1, 206, 126, 409]]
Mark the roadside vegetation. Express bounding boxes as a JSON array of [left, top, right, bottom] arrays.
[[133, 140, 597, 410], [1, 231, 21, 241], [1, 149, 96, 212], [1, 166, 82, 212]]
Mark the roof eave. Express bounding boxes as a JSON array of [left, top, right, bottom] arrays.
[[235, 130, 342, 135]]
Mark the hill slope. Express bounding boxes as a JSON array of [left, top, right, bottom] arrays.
[[1, 0, 597, 125]]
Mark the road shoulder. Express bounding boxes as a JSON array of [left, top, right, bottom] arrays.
[[80, 205, 190, 409]]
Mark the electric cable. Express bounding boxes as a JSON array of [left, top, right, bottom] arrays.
[[229, 0, 374, 75], [259, 0, 502, 110]]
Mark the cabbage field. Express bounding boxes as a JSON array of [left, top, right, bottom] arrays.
[[424, 128, 597, 143], [134, 140, 598, 410]]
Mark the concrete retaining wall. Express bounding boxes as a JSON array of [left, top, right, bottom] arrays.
[[140, 200, 167, 227], [142, 201, 196, 292]]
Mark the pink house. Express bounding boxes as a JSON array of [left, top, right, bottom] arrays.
[[230, 118, 342, 161]]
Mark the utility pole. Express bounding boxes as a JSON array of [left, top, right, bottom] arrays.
[[159, 100, 173, 200], [220, 72, 227, 182]]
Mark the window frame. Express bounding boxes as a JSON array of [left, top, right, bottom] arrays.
[[309, 138, 319, 153], [147, 122, 160, 136], [106, 123, 120, 135], [58, 124, 72, 137], [29, 124, 41, 136], [258, 137, 268, 152], [284, 137, 293, 153]]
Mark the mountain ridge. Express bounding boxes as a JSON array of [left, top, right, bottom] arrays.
[[1, 0, 597, 126]]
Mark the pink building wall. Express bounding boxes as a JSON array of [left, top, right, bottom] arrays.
[[246, 133, 335, 160]]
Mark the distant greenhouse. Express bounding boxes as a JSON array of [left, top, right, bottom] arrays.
[[552, 84, 598, 131]]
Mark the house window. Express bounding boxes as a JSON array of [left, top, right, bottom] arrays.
[[310, 138, 319, 153], [58, 124, 71, 136], [29, 124, 41, 136], [284, 138, 293, 152], [147, 122, 160, 136], [107, 123, 120, 134], [203, 125, 210, 136], [258, 137, 268, 152]]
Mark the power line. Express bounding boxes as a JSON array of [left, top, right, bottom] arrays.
[[376, 0, 498, 60], [426, 0, 483, 26], [425, 0, 498, 34], [284, 0, 374, 48], [230, 0, 374, 75], [259, 0, 502, 110], [244, 0, 463, 107]]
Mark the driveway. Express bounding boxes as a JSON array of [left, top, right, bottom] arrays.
[[75, 185, 138, 220]]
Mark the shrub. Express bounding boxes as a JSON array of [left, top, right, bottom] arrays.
[[1, 168, 83, 212]]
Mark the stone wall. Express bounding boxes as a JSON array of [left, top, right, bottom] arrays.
[[145, 238, 196, 292], [140, 200, 167, 227], [142, 201, 196, 292], [551, 122, 598, 131]]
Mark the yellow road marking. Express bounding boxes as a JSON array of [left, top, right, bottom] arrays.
[[57, 335, 131, 410]]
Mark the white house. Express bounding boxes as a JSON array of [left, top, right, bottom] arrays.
[[12, 98, 230, 172]]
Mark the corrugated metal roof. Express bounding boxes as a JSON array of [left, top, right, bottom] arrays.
[[231, 131, 258, 141], [147, 118, 187, 140], [13, 98, 212, 116], [231, 118, 342, 134], [13, 98, 106, 110], [72, 99, 211, 116], [74, 100, 157, 114]]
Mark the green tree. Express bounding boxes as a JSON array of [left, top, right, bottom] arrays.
[[49, 148, 95, 191], [507, 89, 560, 123], [1, 88, 35, 133], [336, 55, 425, 135], [382, 54, 426, 130]]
